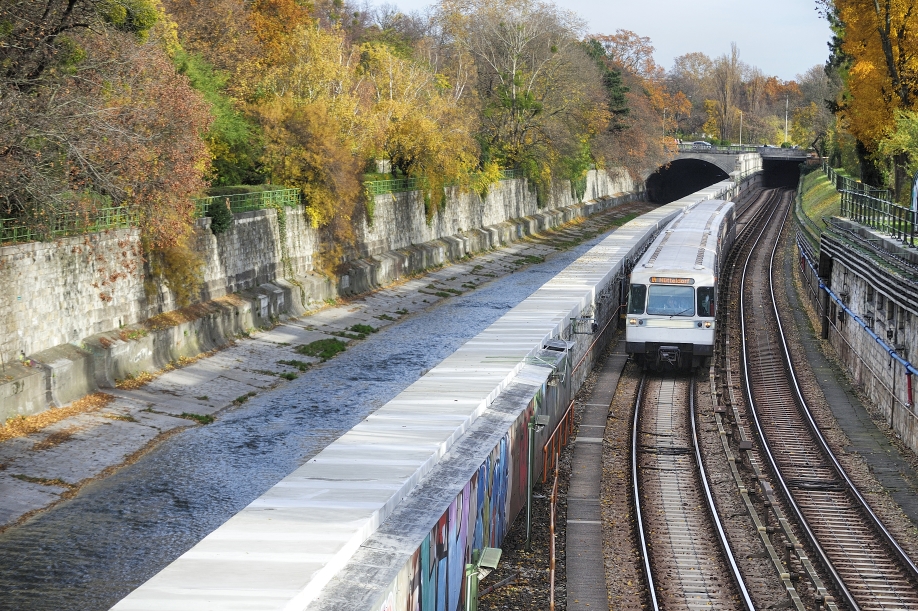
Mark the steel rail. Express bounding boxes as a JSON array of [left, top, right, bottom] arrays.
[[739, 194, 860, 610], [630, 374, 659, 611], [690, 377, 756, 611], [770, 214, 918, 584]]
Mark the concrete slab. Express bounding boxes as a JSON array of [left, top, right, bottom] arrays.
[[0, 473, 68, 524], [4, 414, 164, 485], [567, 343, 629, 611]]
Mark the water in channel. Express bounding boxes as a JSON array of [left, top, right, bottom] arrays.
[[0, 235, 607, 610]]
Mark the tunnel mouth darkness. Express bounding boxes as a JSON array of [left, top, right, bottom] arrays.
[[761, 159, 803, 188], [646, 158, 730, 203]]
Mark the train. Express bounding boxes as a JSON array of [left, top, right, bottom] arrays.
[[625, 198, 736, 369]]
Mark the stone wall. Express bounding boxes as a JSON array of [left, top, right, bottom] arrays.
[[0, 170, 640, 421], [359, 169, 633, 256], [818, 244, 918, 454], [796, 218, 918, 455]]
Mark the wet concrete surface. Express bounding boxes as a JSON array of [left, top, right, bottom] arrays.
[[783, 234, 918, 526], [0, 220, 629, 611]]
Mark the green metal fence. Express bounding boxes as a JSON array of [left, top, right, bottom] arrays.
[[1, 206, 137, 246], [364, 168, 524, 196], [3, 170, 526, 246], [193, 188, 301, 217], [822, 161, 917, 246]]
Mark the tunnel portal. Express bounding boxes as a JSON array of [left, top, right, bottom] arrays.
[[646, 158, 730, 203]]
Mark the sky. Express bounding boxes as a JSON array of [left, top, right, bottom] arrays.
[[378, 0, 833, 82]]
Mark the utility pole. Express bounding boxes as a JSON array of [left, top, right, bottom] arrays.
[[784, 96, 789, 144], [739, 110, 743, 146]]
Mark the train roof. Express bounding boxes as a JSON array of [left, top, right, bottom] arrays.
[[631, 198, 733, 280]]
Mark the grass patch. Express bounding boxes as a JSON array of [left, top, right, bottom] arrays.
[[179, 412, 215, 425], [513, 255, 545, 266], [434, 291, 452, 298], [101, 413, 138, 422], [232, 391, 257, 405], [279, 372, 298, 381], [376, 314, 396, 321], [800, 171, 841, 223], [350, 324, 378, 334], [195, 395, 209, 401], [396, 309, 409, 315], [278, 359, 311, 371], [295, 338, 348, 361]]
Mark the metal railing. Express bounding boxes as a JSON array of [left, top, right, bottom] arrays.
[[193, 188, 300, 217], [541, 399, 575, 483], [822, 161, 916, 246], [364, 168, 523, 196], [4, 167, 525, 245], [677, 143, 760, 154], [1, 206, 137, 246], [823, 161, 892, 199]]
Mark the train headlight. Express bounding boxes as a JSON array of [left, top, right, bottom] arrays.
[[628, 317, 637, 326], [704, 321, 712, 328]]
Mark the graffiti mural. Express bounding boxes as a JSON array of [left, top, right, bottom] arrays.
[[373, 387, 543, 611]]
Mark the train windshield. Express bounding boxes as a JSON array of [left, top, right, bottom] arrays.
[[627, 284, 646, 314], [697, 287, 715, 317], [647, 285, 694, 316]]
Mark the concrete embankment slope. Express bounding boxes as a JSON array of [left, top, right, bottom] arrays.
[[112, 179, 752, 611]]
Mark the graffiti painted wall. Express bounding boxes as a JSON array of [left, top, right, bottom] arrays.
[[373, 389, 541, 611]]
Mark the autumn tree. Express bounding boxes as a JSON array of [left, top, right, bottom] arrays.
[[437, 0, 601, 190], [589, 30, 684, 178], [361, 42, 480, 215], [709, 43, 742, 142], [668, 52, 713, 135], [0, 3, 213, 301], [821, 0, 918, 193]]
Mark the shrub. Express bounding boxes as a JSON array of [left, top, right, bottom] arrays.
[[208, 198, 234, 234]]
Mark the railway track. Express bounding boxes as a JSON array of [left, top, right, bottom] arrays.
[[632, 373, 753, 610], [729, 188, 918, 610]]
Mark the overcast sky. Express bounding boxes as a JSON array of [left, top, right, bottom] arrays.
[[380, 0, 833, 81]]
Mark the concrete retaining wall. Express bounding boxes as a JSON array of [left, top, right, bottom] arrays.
[[805, 234, 918, 454], [0, 171, 637, 423]]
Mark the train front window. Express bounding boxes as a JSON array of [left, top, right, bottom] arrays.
[[647, 285, 694, 316], [628, 284, 647, 314], [697, 287, 715, 317]]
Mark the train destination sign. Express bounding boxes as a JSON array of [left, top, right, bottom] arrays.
[[649, 277, 695, 285]]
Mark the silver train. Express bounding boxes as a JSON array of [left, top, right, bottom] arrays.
[[625, 198, 736, 369]]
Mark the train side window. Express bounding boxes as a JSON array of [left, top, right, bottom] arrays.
[[628, 284, 647, 314], [697, 287, 715, 317]]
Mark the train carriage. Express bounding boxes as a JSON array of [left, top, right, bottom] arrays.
[[625, 199, 735, 369]]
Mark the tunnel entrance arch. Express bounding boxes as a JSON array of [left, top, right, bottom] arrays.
[[646, 158, 730, 203]]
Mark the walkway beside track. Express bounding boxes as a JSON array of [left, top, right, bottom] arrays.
[[567, 340, 628, 611], [782, 236, 918, 525]]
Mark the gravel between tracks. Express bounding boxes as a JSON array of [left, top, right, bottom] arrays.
[[694, 379, 791, 608], [601, 360, 645, 611]]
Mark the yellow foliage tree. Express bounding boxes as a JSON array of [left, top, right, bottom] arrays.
[[834, 0, 918, 191], [361, 43, 479, 217]]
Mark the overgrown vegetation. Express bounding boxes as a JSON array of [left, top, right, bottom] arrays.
[[179, 412, 215, 424], [295, 338, 348, 361]]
